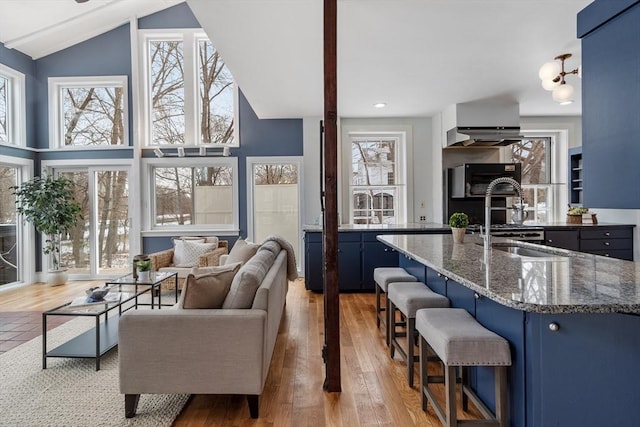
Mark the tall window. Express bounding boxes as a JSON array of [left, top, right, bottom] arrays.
[[48, 76, 128, 148], [0, 165, 17, 286], [145, 158, 238, 231], [0, 64, 26, 146], [143, 30, 236, 147], [348, 135, 405, 224], [508, 138, 552, 222]]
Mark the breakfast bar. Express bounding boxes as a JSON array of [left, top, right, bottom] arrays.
[[378, 233, 640, 427]]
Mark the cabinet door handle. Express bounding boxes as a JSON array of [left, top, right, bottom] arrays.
[[604, 242, 610, 246], [605, 232, 611, 236], [549, 322, 560, 332], [474, 293, 480, 300], [547, 239, 553, 243], [384, 248, 389, 252]]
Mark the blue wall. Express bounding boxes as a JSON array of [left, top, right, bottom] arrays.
[[0, 3, 304, 257]]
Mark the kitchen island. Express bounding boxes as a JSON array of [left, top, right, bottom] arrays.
[[378, 233, 640, 427]]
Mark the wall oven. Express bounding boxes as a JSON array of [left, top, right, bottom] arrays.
[[450, 163, 522, 198]]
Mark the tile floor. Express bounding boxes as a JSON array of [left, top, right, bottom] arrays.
[[0, 312, 71, 355]]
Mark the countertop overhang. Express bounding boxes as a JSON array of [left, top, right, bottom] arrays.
[[377, 234, 640, 314]]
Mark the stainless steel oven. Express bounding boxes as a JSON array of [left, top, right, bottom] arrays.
[[450, 163, 522, 198]]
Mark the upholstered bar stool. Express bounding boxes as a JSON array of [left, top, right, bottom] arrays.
[[416, 308, 512, 427], [387, 282, 450, 387], [373, 267, 417, 345]]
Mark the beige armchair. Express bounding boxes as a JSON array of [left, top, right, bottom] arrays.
[[148, 237, 228, 290]]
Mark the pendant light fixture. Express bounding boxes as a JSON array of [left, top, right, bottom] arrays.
[[539, 53, 581, 105]]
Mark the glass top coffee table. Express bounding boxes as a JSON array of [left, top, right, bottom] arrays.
[[42, 271, 178, 371]]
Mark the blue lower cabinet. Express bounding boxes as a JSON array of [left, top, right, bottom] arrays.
[[361, 241, 398, 291], [475, 296, 526, 427], [399, 255, 426, 282], [304, 241, 323, 291], [445, 279, 476, 316], [526, 312, 640, 427], [425, 267, 447, 295], [338, 241, 362, 291]]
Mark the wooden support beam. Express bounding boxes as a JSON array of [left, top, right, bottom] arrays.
[[322, 0, 341, 392]]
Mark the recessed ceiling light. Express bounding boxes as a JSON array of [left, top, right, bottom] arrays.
[[374, 102, 387, 108]]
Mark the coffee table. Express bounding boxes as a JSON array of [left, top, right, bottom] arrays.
[[42, 271, 178, 371]]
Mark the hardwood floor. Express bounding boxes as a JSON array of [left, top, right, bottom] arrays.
[[0, 279, 482, 426]]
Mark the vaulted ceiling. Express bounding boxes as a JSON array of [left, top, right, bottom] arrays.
[[1, 0, 591, 119]]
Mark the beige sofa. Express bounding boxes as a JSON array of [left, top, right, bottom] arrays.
[[118, 243, 290, 419]]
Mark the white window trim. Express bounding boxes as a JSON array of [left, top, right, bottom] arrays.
[[0, 64, 26, 148], [0, 155, 34, 288], [47, 75, 129, 150], [341, 126, 411, 224], [138, 29, 240, 149], [141, 156, 239, 235]]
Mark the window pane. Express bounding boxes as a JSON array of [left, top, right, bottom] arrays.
[[0, 166, 17, 286], [59, 171, 90, 274], [351, 139, 396, 185], [154, 165, 233, 226], [0, 76, 7, 143], [511, 139, 548, 184], [199, 40, 234, 145], [62, 86, 125, 146], [150, 40, 185, 145], [96, 170, 129, 274]]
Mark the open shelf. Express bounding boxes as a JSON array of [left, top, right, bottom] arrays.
[[569, 147, 583, 206]]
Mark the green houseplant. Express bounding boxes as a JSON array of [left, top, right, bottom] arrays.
[[135, 258, 152, 282], [12, 175, 82, 285], [449, 212, 469, 244]]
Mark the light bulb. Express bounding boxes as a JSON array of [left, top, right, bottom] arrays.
[[552, 83, 574, 104], [542, 79, 560, 91], [538, 61, 561, 80]]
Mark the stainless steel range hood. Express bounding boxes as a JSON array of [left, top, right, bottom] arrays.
[[447, 126, 524, 147], [443, 101, 524, 147]]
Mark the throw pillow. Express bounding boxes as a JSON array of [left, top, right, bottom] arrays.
[[176, 240, 217, 267], [182, 263, 241, 309], [173, 238, 204, 266], [225, 238, 260, 266], [222, 248, 277, 309], [259, 240, 281, 256]]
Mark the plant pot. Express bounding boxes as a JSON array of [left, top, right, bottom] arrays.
[[451, 227, 466, 244], [566, 214, 582, 224], [47, 269, 68, 286], [137, 271, 150, 282]]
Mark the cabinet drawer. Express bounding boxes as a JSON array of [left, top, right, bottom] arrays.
[[585, 249, 633, 261], [338, 233, 361, 243], [305, 232, 322, 243], [580, 238, 632, 251], [581, 228, 633, 240]]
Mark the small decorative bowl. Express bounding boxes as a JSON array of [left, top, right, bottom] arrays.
[[86, 286, 110, 300]]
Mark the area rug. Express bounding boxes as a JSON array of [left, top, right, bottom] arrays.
[[0, 316, 189, 426]]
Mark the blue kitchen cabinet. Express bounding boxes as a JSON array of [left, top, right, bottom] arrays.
[[526, 312, 640, 427], [338, 233, 362, 291], [445, 278, 476, 316], [304, 233, 323, 291], [361, 233, 399, 291], [399, 254, 426, 283], [425, 267, 447, 295], [578, 0, 640, 208], [474, 296, 526, 427]]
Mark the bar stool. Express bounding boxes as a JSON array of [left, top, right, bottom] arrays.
[[373, 267, 417, 345], [416, 308, 511, 427], [387, 282, 450, 387]]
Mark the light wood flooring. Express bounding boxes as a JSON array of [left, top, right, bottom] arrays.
[[0, 279, 482, 426]]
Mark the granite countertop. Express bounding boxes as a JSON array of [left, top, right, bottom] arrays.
[[303, 223, 451, 232], [377, 233, 640, 314]]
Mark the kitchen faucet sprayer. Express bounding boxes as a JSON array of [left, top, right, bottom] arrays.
[[484, 177, 524, 250]]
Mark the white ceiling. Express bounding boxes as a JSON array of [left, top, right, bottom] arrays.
[[0, 0, 591, 120]]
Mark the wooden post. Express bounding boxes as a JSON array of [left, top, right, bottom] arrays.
[[323, 0, 341, 392]]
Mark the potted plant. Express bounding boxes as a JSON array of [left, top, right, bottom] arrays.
[[567, 207, 589, 224], [12, 174, 82, 286], [135, 258, 152, 282], [449, 212, 469, 244]]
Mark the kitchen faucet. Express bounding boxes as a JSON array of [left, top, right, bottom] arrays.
[[483, 177, 524, 248]]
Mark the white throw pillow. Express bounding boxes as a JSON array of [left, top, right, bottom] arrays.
[[173, 238, 204, 266], [176, 240, 217, 267]]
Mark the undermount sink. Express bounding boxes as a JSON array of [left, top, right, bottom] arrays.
[[476, 242, 568, 259]]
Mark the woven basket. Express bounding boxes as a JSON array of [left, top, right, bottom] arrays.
[[566, 214, 582, 224]]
